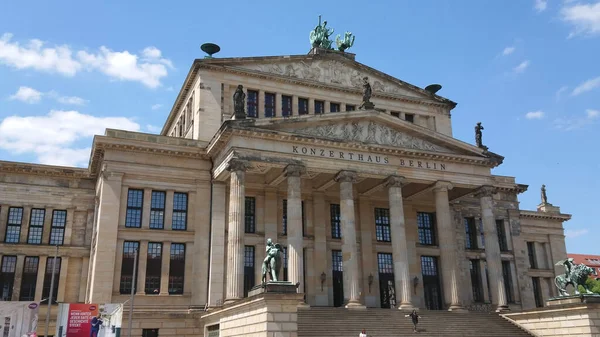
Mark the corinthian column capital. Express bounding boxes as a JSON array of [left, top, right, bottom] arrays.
[[334, 170, 358, 183], [226, 159, 250, 172], [384, 175, 406, 188], [284, 164, 306, 177], [475, 185, 496, 198], [433, 181, 454, 193]]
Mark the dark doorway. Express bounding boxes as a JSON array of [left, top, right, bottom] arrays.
[[377, 253, 396, 308], [142, 329, 159, 337], [243, 246, 255, 297], [332, 250, 344, 307], [421, 256, 443, 310]]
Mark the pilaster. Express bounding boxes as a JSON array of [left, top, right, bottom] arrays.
[[118, 186, 128, 228], [165, 190, 175, 230], [141, 189, 152, 229], [358, 196, 376, 307], [312, 192, 328, 306], [20, 206, 31, 243], [79, 257, 89, 302], [292, 96, 299, 116], [11, 254, 25, 301], [136, 241, 149, 295], [113, 239, 124, 295], [34, 256, 48, 301], [208, 182, 226, 307], [64, 208, 75, 245], [160, 242, 171, 295], [276, 93, 282, 117], [308, 98, 315, 115], [192, 180, 212, 305], [286, 164, 305, 295], [0, 205, 8, 242], [42, 207, 53, 244], [264, 188, 278, 242], [57, 257, 69, 302]]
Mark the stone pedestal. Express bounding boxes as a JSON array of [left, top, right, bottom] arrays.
[[537, 203, 561, 213], [248, 281, 299, 297]]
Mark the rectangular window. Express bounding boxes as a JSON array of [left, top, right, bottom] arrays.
[[332, 250, 343, 272], [19, 257, 39, 301], [527, 242, 537, 269], [282, 95, 293, 117], [150, 191, 166, 229], [49, 210, 67, 245], [391, 111, 400, 118], [5, 207, 23, 243], [169, 243, 185, 294], [469, 260, 483, 302], [330, 204, 341, 239], [314, 100, 324, 114], [125, 189, 143, 228], [145, 243, 162, 294], [120, 241, 139, 294], [244, 246, 255, 297], [405, 113, 415, 123], [283, 246, 288, 281], [421, 256, 439, 276], [496, 219, 508, 252], [417, 212, 436, 246], [0, 256, 17, 301], [532, 277, 543, 308], [265, 92, 276, 117], [502, 261, 514, 303], [377, 253, 394, 274], [346, 104, 356, 111], [330, 103, 340, 113], [27, 208, 45, 244], [302, 200, 305, 237], [172, 192, 188, 230], [282, 199, 287, 236], [375, 208, 391, 242], [42, 257, 61, 304], [247, 90, 258, 118], [298, 98, 309, 115], [245, 197, 256, 233], [464, 217, 478, 249], [479, 219, 485, 248]]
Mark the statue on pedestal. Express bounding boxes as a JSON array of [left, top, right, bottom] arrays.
[[233, 85, 246, 119], [262, 238, 283, 283], [475, 122, 488, 150], [541, 184, 548, 205], [359, 77, 374, 110], [554, 258, 595, 296]]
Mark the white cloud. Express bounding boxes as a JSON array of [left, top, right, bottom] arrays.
[[0, 110, 140, 166], [565, 228, 589, 238], [513, 60, 530, 74], [554, 109, 599, 131], [572, 76, 600, 96], [535, 0, 548, 12], [525, 111, 545, 119], [587, 109, 599, 118], [55, 95, 88, 105], [556, 86, 569, 101], [561, 2, 600, 37], [146, 124, 162, 133], [0, 33, 173, 88], [9, 86, 43, 104], [151, 104, 163, 110], [502, 46, 515, 56]]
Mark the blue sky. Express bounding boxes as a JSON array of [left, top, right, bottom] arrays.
[[0, 1, 598, 253]]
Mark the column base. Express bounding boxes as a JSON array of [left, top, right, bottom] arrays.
[[224, 298, 241, 305], [495, 305, 510, 312], [345, 301, 366, 309], [447, 304, 468, 312], [397, 303, 415, 311]]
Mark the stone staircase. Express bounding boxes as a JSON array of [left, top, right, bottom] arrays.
[[298, 307, 534, 337]]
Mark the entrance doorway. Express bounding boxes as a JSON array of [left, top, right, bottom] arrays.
[[142, 329, 159, 337], [332, 250, 344, 307], [377, 253, 396, 308], [421, 256, 442, 310]]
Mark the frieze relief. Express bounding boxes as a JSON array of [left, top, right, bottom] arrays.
[[238, 60, 421, 98], [284, 120, 451, 153]]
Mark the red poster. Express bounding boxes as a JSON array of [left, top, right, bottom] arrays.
[[66, 304, 99, 336]]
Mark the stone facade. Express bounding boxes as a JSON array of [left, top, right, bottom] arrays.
[[0, 49, 572, 335]]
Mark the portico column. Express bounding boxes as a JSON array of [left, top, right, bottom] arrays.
[[433, 181, 464, 311], [285, 164, 305, 294], [225, 160, 248, 303], [477, 185, 508, 312], [385, 176, 413, 310], [335, 171, 364, 309]]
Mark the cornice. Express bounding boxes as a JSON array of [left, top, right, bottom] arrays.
[[519, 210, 572, 221], [0, 160, 90, 179]]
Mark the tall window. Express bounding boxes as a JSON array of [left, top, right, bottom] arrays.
[[469, 260, 483, 302], [5, 207, 23, 243], [265, 93, 275, 117], [298, 98, 309, 115], [346, 104, 356, 111], [0, 256, 17, 301], [244, 246, 255, 297], [375, 208, 391, 242], [27, 208, 45, 244], [465, 217, 478, 249], [282, 199, 287, 236], [532, 277, 543, 308], [496, 219, 508, 251], [332, 250, 343, 272], [282, 95, 292, 116], [125, 189, 143, 228], [149, 191, 165, 229], [49, 210, 67, 245], [502, 261, 514, 303], [172, 192, 188, 230], [314, 100, 324, 114], [42, 257, 61, 304], [120, 241, 139, 294], [405, 114, 415, 123], [330, 204, 341, 239], [245, 197, 256, 233], [417, 212, 436, 246], [479, 219, 485, 248], [169, 243, 185, 294], [330, 103, 340, 112], [527, 242, 537, 269], [145, 243, 162, 294], [19, 257, 39, 301], [282, 246, 288, 281], [247, 90, 258, 118], [377, 253, 394, 274]]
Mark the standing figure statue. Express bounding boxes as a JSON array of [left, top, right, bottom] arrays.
[[475, 122, 487, 150], [359, 77, 374, 110], [233, 85, 246, 119], [541, 184, 548, 205], [554, 258, 595, 296], [262, 238, 283, 283]]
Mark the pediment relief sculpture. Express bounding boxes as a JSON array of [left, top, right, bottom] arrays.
[[282, 120, 452, 153]]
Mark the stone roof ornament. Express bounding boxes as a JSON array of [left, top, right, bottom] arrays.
[[309, 15, 335, 50], [336, 31, 355, 52], [233, 85, 246, 120], [541, 184, 548, 205], [359, 77, 374, 110], [475, 122, 488, 150]]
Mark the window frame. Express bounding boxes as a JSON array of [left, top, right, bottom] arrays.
[[145, 242, 162, 294], [264, 92, 276, 117], [247, 90, 259, 118], [149, 191, 166, 230], [27, 208, 45, 245], [405, 113, 415, 123], [119, 241, 140, 294], [5, 207, 24, 243], [0, 255, 17, 301], [469, 259, 483, 302], [243, 246, 255, 297], [417, 212, 437, 246], [282, 95, 293, 117], [298, 98, 309, 115], [125, 189, 144, 228], [375, 208, 391, 242], [49, 210, 67, 246], [168, 243, 186, 295], [330, 204, 341, 239], [42, 256, 61, 304], [245, 197, 256, 233], [314, 100, 324, 114], [19, 256, 39, 301], [172, 192, 188, 231], [496, 219, 508, 252], [527, 242, 537, 269], [501, 260, 514, 303], [346, 104, 356, 111], [330, 102, 340, 113], [464, 217, 478, 250]]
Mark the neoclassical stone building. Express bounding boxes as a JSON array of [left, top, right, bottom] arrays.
[[0, 47, 571, 334]]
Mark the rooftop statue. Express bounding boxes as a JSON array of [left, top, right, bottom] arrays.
[[262, 238, 283, 283], [336, 31, 355, 52], [233, 85, 246, 119], [541, 184, 548, 205], [359, 77, 374, 110], [309, 15, 335, 50], [554, 258, 595, 296], [475, 122, 488, 150]]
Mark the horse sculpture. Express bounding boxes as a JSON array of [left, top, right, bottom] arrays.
[[554, 258, 595, 296], [262, 241, 283, 284]]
